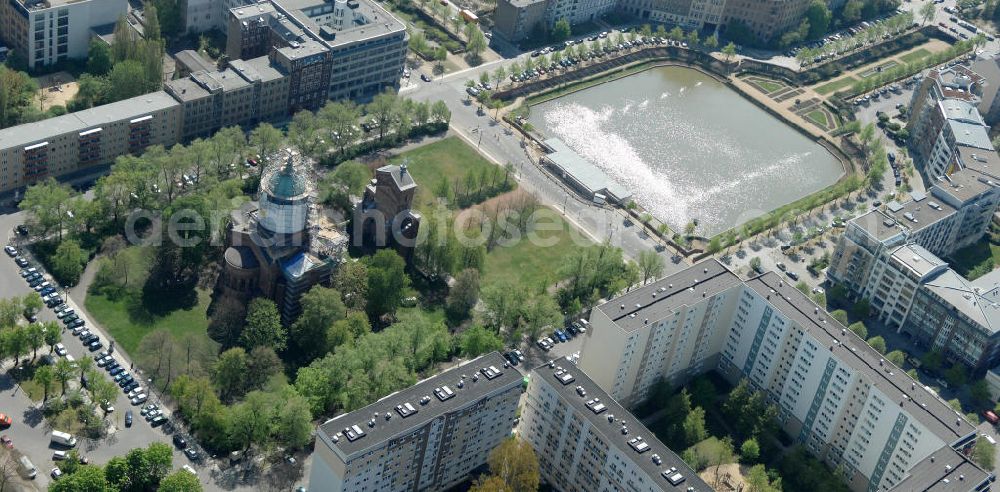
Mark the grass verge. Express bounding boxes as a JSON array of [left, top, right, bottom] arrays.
[[814, 76, 857, 95], [899, 47, 932, 63]]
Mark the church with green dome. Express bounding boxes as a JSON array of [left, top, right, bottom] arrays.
[[221, 149, 347, 324]]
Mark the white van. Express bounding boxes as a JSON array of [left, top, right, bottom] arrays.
[[18, 456, 36, 479], [50, 430, 77, 447]]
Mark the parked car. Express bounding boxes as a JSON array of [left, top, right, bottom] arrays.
[[130, 394, 148, 405], [125, 410, 133, 428], [150, 415, 168, 427], [15, 258, 29, 268], [173, 434, 188, 449], [786, 271, 800, 281], [4, 246, 17, 257], [184, 448, 199, 461]]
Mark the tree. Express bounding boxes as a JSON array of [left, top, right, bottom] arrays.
[[33, 365, 55, 402], [241, 298, 285, 351], [492, 65, 507, 90], [107, 60, 149, 101], [249, 123, 283, 164], [970, 379, 992, 406], [740, 437, 760, 463], [746, 464, 781, 492], [49, 465, 111, 492], [470, 476, 513, 492], [944, 364, 968, 387], [466, 25, 487, 62], [335, 261, 369, 312], [291, 285, 346, 362], [805, 0, 832, 39], [459, 325, 504, 357], [54, 357, 75, 395], [229, 390, 274, 451], [446, 268, 480, 322], [87, 39, 114, 75], [143, 1, 162, 41], [214, 347, 249, 402], [877, 348, 903, 367], [683, 406, 708, 446], [51, 239, 87, 286], [43, 321, 61, 353], [867, 335, 886, 354], [207, 296, 245, 348], [365, 249, 410, 319], [434, 47, 447, 73], [19, 178, 73, 239], [25, 323, 44, 360], [486, 438, 540, 492], [919, 2, 936, 24], [686, 29, 700, 47], [722, 41, 737, 63], [274, 387, 314, 449], [704, 34, 719, 50], [830, 309, 849, 326], [0, 65, 38, 129], [638, 250, 664, 283], [23, 292, 42, 319], [848, 321, 867, 339], [974, 438, 996, 469], [551, 19, 571, 42], [158, 470, 203, 492], [669, 26, 684, 42]]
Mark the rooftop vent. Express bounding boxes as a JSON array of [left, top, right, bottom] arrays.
[[395, 402, 418, 418], [480, 366, 502, 380], [434, 386, 455, 401], [586, 398, 607, 414], [343, 424, 366, 441], [662, 469, 686, 486], [554, 369, 576, 385], [628, 436, 651, 453]]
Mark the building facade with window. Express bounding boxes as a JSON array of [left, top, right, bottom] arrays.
[[519, 362, 710, 492], [0, 0, 125, 69], [577, 260, 991, 492], [0, 91, 182, 193], [308, 352, 523, 492]]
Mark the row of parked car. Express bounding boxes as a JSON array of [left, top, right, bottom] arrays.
[[511, 36, 686, 85], [536, 319, 589, 351]]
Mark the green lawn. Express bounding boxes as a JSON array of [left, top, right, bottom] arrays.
[[948, 238, 1000, 280], [753, 79, 784, 93], [900, 48, 932, 64], [805, 109, 830, 127], [481, 207, 595, 291], [85, 288, 214, 355], [389, 136, 513, 211], [859, 60, 899, 78], [814, 76, 857, 95]]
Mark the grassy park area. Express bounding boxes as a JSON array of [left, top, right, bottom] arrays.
[[481, 207, 595, 291], [85, 289, 214, 356], [813, 76, 857, 95], [389, 136, 515, 211], [899, 47, 932, 63]]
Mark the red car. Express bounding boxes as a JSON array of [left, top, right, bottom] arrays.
[[0, 414, 12, 428]]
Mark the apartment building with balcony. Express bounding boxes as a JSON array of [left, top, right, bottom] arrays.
[[0, 91, 181, 193], [0, 0, 125, 70], [308, 352, 523, 492], [518, 362, 711, 492], [576, 260, 991, 492]]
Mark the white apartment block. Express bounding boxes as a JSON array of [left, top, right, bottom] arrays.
[[578, 260, 990, 492], [0, 0, 125, 70], [518, 362, 711, 492], [0, 91, 182, 192], [183, 0, 254, 33], [543, 0, 616, 26], [308, 352, 523, 492]]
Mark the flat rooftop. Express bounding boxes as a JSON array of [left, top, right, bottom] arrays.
[[746, 272, 978, 443], [597, 259, 742, 332], [850, 209, 908, 243], [0, 91, 178, 150], [888, 444, 991, 491], [884, 194, 957, 235], [533, 362, 712, 491], [889, 243, 947, 279], [317, 352, 522, 458]]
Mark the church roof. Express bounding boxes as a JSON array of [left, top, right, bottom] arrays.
[[267, 158, 307, 199]]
